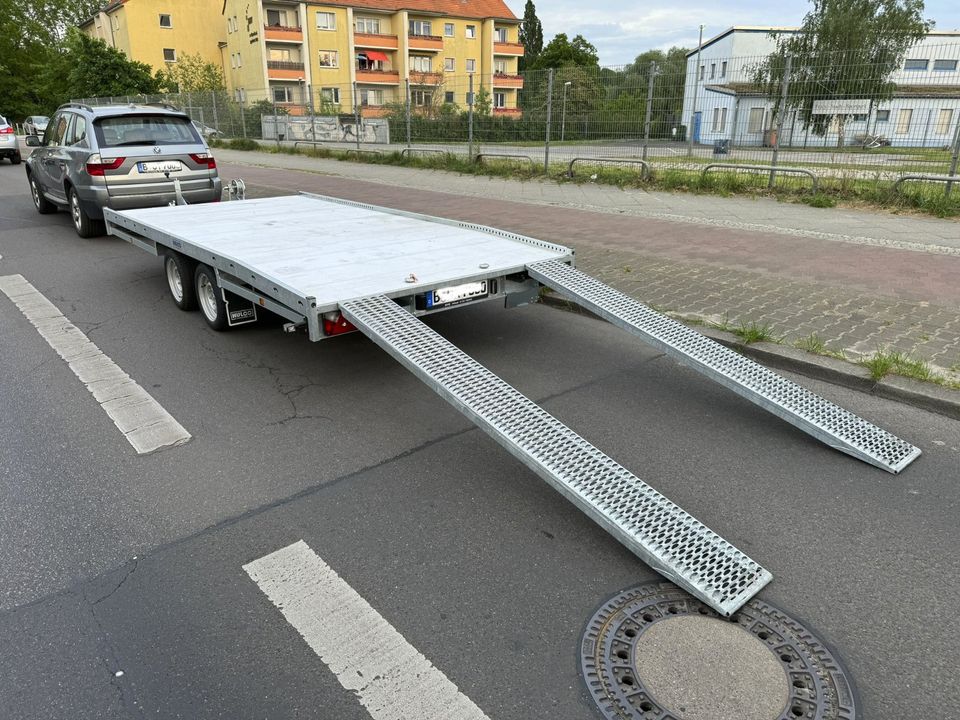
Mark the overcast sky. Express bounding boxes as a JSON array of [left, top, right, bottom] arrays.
[[504, 0, 960, 67]]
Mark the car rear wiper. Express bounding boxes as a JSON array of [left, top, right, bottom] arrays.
[[112, 140, 164, 146]]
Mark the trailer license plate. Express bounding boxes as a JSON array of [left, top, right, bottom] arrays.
[[137, 161, 182, 173], [428, 281, 488, 308]]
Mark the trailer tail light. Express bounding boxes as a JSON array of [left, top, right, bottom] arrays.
[[190, 152, 216, 169], [86, 154, 125, 176], [322, 312, 357, 336], [0, 126, 13, 134]]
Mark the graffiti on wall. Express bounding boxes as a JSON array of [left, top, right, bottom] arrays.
[[261, 115, 389, 144]]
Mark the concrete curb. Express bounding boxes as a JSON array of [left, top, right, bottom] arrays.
[[538, 294, 960, 422]]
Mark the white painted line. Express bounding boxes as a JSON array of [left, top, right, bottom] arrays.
[[244, 540, 491, 720], [0, 274, 191, 454]]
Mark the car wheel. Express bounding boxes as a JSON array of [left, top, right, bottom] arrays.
[[195, 263, 228, 331], [69, 187, 105, 238], [164, 253, 198, 311], [11, 152, 21, 165], [29, 174, 56, 215]]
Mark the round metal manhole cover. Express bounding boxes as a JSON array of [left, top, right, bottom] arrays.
[[580, 583, 857, 720]]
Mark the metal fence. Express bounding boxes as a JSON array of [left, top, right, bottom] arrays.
[[75, 43, 960, 198]]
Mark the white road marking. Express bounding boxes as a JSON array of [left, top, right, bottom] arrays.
[[0, 274, 191, 454], [244, 540, 491, 720]]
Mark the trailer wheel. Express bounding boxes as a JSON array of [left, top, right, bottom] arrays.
[[195, 263, 228, 331], [164, 253, 197, 311]]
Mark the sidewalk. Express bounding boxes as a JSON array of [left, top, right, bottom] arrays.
[[214, 148, 960, 386]]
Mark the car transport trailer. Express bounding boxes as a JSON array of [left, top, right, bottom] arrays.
[[104, 192, 920, 616]]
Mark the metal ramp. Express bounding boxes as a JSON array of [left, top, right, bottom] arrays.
[[340, 294, 772, 617], [527, 259, 921, 474]]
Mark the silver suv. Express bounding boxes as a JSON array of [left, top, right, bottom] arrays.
[[25, 103, 222, 237]]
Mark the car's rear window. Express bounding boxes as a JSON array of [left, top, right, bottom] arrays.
[[93, 114, 202, 148], [35, 116, 49, 123]]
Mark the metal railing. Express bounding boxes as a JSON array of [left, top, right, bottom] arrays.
[[568, 157, 651, 180], [702, 163, 820, 193]]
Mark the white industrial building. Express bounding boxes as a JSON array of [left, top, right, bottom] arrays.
[[681, 27, 960, 148]]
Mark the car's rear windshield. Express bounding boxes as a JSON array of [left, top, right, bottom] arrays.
[[35, 116, 49, 123], [93, 114, 202, 148]]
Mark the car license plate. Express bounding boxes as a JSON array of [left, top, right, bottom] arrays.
[[427, 281, 488, 308], [137, 160, 182, 173]]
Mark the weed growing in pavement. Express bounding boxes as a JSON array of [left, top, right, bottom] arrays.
[[801, 193, 836, 208], [859, 349, 942, 383], [795, 333, 826, 354], [710, 316, 781, 344]]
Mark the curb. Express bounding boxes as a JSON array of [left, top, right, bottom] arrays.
[[538, 294, 960, 422]]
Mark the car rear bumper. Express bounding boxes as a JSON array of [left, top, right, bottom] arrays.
[[0, 137, 19, 156], [76, 178, 223, 218]]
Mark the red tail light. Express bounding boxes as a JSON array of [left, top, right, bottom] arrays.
[[323, 312, 357, 337], [189, 152, 216, 169], [86, 155, 125, 176], [0, 126, 13, 134]]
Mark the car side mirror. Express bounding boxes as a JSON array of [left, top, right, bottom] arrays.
[[25, 135, 41, 147]]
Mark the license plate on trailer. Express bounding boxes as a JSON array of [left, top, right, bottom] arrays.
[[137, 161, 182, 173], [427, 281, 488, 308]]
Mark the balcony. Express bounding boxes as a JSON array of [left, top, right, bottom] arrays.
[[354, 32, 398, 49], [493, 73, 524, 89], [408, 34, 443, 52], [361, 106, 389, 118], [493, 41, 524, 56], [409, 70, 443, 85], [493, 107, 522, 117], [264, 24, 302, 42], [267, 60, 305, 80], [355, 68, 400, 84]]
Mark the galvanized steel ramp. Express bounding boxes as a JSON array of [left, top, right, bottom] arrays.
[[340, 294, 772, 616], [527, 259, 921, 474]]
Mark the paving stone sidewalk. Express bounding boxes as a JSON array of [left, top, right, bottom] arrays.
[[215, 150, 960, 384]]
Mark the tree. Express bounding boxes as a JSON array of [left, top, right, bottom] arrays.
[[157, 52, 226, 93], [753, 0, 932, 146], [56, 29, 159, 100], [530, 33, 599, 70], [518, 0, 543, 71]]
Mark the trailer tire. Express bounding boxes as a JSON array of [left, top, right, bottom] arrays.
[[164, 253, 198, 311], [195, 263, 228, 331]]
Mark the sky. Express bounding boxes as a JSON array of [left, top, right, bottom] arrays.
[[504, 0, 960, 67]]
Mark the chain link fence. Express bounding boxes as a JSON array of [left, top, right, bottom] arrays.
[[75, 43, 960, 201]]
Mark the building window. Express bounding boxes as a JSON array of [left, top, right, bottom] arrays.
[[321, 87, 341, 104], [272, 86, 295, 103], [318, 50, 338, 68], [444, 22, 454, 37], [712, 106, 727, 132], [895, 108, 913, 134], [721, 61, 727, 78], [710, 63, 716, 79], [444, 91, 455, 103], [465, 24, 476, 39], [409, 20, 432, 36], [360, 88, 384, 106], [159, 13, 172, 28], [495, 28, 507, 42], [316, 12, 335, 30], [698, 65, 704, 80], [903, 59, 928, 71], [355, 17, 380, 33], [494, 59, 506, 74], [493, 92, 505, 108], [935, 109, 954, 134], [412, 90, 432, 106], [444, 57, 455, 72], [410, 55, 432, 72], [465, 58, 476, 73], [266, 8, 295, 27], [163, 48, 176, 62], [747, 107, 765, 133], [268, 48, 294, 62], [239, 88, 246, 102], [933, 59, 958, 72], [875, 110, 890, 122], [357, 52, 385, 71], [112, 16, 119, 30]]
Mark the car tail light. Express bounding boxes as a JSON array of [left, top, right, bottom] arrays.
[[86, 154, 125, 176], [189, 152, 216, 169], [0, 126, 13, 134], [322, 312, 357, 337]]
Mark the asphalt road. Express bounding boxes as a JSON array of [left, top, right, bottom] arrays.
[[1, 157, 959, 719]]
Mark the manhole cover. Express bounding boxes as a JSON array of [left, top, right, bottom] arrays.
[[580, 583, 857, 720]]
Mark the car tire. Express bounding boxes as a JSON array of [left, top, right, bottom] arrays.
[[194, 263, 228, 331], [164, 253, 198, 311], [11, 152, 21, 165], [68, 187, 105, 238], [29, 173, 56, 215]]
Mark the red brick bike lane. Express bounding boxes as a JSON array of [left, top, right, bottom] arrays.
[[219, 161, 960, 309]]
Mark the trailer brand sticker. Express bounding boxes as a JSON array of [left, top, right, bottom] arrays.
[[427, 281, 488, 309], [229, 307, 256, 323]]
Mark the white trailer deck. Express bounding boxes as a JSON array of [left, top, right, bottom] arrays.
[[104, 192, 921, 616]]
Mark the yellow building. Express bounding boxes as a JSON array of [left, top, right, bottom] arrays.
[[221, 0, 524, 116], [79, 0, 226, 73]]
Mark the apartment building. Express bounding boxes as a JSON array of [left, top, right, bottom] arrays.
[[79, 0, 225, 72], [222, 0, 524, 116], [681, 27, 960, 148]]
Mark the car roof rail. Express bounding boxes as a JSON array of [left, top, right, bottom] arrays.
[[58, 102, 93, 112]]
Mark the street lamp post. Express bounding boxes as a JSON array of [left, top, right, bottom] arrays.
[[561, 81, 572, 142]]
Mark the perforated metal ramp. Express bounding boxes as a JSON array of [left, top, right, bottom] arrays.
[[528, 259, 921, 474], [340, 294, 772, 617]]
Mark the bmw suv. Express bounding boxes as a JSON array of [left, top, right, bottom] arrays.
[[25, 103, 221, 237]]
